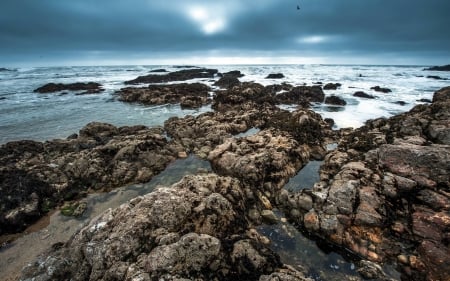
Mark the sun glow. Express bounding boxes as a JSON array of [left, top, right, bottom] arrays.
[[187, 6, 226, 35]]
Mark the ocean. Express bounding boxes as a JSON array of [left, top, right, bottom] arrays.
[[1, 64, 448, 144]]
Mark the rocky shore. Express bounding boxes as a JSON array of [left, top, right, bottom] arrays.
[[1, 68, 449, 281]]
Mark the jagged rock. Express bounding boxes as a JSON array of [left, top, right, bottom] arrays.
[[276, 86, 325, 104], [324, 95, 346, 105], [125, 68, 218, 84], [0, 122, 183, 235], [34, 82, 104, 94], [278, 86, 450, 281], [117, 83, 211, 109], [213, 82, 276, 111], [20, 173, 311, 281]]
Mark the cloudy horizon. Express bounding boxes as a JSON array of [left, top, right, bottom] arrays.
[[1, 0, 449, 67]]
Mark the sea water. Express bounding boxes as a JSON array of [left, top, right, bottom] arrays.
[[1, 64, 448, 143]]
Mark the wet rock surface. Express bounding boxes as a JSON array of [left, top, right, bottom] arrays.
[[0, 122, 183, 235], [20, 173, 313, 281], [34, 82, 104, 94], [266, 73, 285, 79], [324, 95, 347, 105], [125, 68, 218, 84], [116, 82, 211, 109], [353, 91, 375, 99], [370, 86, 392, 93], [323, 83, 342, 90], [279, 86, 450, 281]]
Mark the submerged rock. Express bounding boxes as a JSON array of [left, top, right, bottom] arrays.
[[323, 83, 342, 90], [125, 68, 218, 84], [324, 95, 346, 106], [116, 83, 211, 109], [353, 91, 375, 99]]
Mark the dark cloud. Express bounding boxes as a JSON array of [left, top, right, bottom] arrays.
[[1, 0, 449, 66]]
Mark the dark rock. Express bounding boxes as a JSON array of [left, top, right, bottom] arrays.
[[427, 75, 447, 80], [0, 67, 13, 72], [370, 86, 392, 93], [324, 95, 346, 106], [221, 70, 244, 78], [265, 73, 285, 79], [213, 76, 241, 89], [173, 65, 199, 68], [117, 83, 211, 109], [323, 83, 342, 90], [213, 82, 276, 111], [0, 123, 182, 235], [149, 68, 167, 72], [34, 82, 104, 94], [416, 98, 431, 103], [394, 101, 407, 106], [423, 64, 450, 71], [125, 68, 218, 84], [276, 85, 325, 104], [354, 91, 375, 99]]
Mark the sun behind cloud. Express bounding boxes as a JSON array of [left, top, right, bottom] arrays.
[[187, 6, 226, 35]]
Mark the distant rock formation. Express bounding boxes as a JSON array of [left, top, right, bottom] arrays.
[[265, 73, 285, 79], [34, 82, 104, 94], [423, 64, 450, 71], [323, 83, 342, 90], [125, 68, 218, 84], [353, 91, 375, 99], [370, 86, 392, 93]]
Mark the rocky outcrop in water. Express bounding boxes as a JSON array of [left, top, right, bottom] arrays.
[[370, 86, 392, 93], [34, 82, 104, 94], [266, 73, 285, 79], [125, 68, 218, 84], [323, 83, 342, 90], [324, 95, 346, 105], [278, 86, 450, 281], [116, 83, 211, 109], [0, 122, 183, 235], [276, 86, 325, 104], [353, 91, 375, 99], [423, 64, 450, 71]]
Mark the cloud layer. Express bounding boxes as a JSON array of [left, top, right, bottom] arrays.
[[1, 0, 449, 66]]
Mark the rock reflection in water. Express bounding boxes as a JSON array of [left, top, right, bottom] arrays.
[[257, 210, 360, 281], [284, 161, 322, 191]]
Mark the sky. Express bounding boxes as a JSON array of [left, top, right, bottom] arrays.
[[1, 0, 449, 66]]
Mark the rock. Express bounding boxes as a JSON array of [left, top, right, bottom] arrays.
[[423, 64, 450, 71], [426, 75, 447, 80], [418, 240, 450, 281], [213, 82, 276, 110], [0, 123, 181, 235], [20, 174, 294, 280], [323, 83, 341, 90], [220, 70, 244, 78], [394, 101, 407, 106], [416, 98, 431, 103], [324, 95, 346, 106], [357, 260, 386, 280], [34, 82, 104, 94], [265, 73, 285, 79], [124, 68, 218, 84], [261, 210, 278, 224], [117, 83, 211, 109], [353, 91, 375, 99], [276, 85, 325, 104], [432, 86, 450, 102], [149, 68, 167, 72], [370, 86, 392, 93], [213, 76, 241, 89]]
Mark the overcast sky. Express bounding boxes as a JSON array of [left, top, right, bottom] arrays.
[[1, 0, 449, 66]]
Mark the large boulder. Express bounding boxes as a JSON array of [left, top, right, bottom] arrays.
[[276, 86, 325, 104]]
